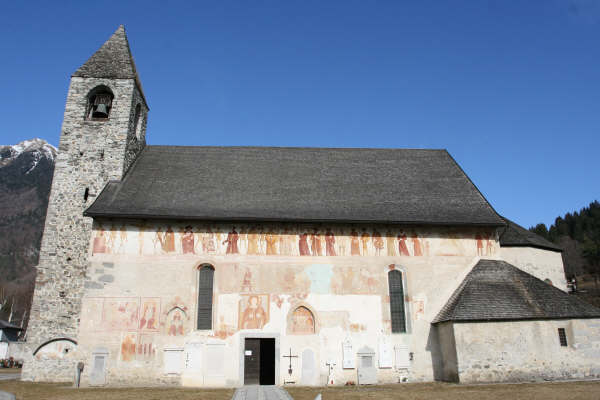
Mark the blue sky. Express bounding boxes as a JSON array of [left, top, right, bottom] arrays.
[[1, 1, 599, 229]]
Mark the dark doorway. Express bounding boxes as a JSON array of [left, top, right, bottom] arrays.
[[244, 338, 275, 385]]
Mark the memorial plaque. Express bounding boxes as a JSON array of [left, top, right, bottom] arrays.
[[357, 346, 377, 385], [185, 342, 203, 372], [378, 339, 393, 368], [395, 344, 410, 369], [163, 347, 184, 374], [301, 348, 317, 386], [90, 348, 109, 386], [342, 338, 355, 369]]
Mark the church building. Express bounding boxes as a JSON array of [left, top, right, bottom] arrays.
[[22, 26, 600, 387]]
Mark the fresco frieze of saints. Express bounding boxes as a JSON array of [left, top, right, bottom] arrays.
[[91, 223, 497, 258]]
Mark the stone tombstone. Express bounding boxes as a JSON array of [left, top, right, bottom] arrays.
[[342, 337, 355, 369], [301, 348, 318, 386], [163, 347, 184, 374], [204, 343, 225, 378], [357, 346, 377, 385], [378, 337, 393, 369], [394, 344, 410, 369], [89, 348, 109, 386], [185, 342, 203, 372]]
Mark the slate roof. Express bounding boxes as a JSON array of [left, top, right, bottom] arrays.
[[432, 259, 600, 323], [499, 217, 562, 252], [73, 25, 147, 107], [84, 146, 505, 226]]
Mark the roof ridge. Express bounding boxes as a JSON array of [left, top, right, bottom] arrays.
[[146, 144, 448, 151]]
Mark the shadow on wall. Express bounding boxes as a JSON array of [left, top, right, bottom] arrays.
[[426, 324, 444, 381], [427, 323, 460, 383]]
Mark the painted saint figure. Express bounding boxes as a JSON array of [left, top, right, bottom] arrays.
[[265, 232, 278, 255], [163, 227, 175, 253], [372, 230, 384, 256], [310, 228, 322, 256], [397, 233, 410, 256], [224, 227, 240, 254], [118, 223, 128, 253], [475, 233, 484, 256], [324, 229, 336, 256], [360, 228, 370, 255], [202, 228, 216, 253], [240, 295, 267, 329], [350, 229, 361, 256], [168, 310, 185, 336], [299, 232, 310, 256], [485, 232, 494, 256], [241, 270, 253, 292], [411, 232, 423, 256], [386, 231, 396, 256], [182, 225, 195, 254], [107, 224, 118, 253], [279, 228, 293, 255], [140, 304, 157, 330], [136, 222, 146, 255], [120, 334, 136, 362], [247, 228, 260, 255], [93, 226, 107, 254]]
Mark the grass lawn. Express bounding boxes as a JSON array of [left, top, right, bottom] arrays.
[[0, 379, 599, 400], [0, 369, 22, 374], [0, 380, 234, 400], [286, 381, 600, 400]]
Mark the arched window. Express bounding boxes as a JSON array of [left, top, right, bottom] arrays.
[[87, 86, 114, 120], [388, 269, 406, 333], [132, 104, 142, 139], [197, 265, 214, 330]]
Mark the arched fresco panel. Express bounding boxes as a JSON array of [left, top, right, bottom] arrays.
[[289, 306, 315, 335]]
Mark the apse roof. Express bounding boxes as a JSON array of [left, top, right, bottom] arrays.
[[433, 259, 600, 323]]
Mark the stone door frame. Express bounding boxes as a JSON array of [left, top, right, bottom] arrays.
[[238, 332, 280, 386]]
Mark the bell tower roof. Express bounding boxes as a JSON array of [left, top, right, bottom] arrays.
[[73, 25, 147, 105]]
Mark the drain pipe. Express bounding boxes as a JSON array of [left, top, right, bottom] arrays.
[[75, 362, 84, 388]]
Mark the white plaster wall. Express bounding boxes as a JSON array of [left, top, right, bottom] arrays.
[[453, 319, 600, 383], [500, 247, 567, 291], [73, 221, 578, 387]]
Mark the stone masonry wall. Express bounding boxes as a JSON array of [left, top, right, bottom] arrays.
[[454, 319, 600, 383], [22, 76, 146, 382]]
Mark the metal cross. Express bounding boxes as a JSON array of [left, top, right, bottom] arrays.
[[283, 347, 298, 375]]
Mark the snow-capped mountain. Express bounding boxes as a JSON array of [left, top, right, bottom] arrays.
[[0, 138, 57, 168], [0, 138, 57, 326]]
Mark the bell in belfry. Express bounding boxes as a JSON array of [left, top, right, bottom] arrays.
[[93, 103, 109, 118]]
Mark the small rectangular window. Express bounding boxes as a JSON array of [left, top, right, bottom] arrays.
[[558, 328, 568, 347]]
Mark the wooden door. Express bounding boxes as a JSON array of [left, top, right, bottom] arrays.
[[244, 338, 260, 385]]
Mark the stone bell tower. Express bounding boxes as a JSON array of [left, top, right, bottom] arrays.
[[22, 25, 149, 381]]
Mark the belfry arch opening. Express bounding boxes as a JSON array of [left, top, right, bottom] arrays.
[[86, 86, 114, 120]]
